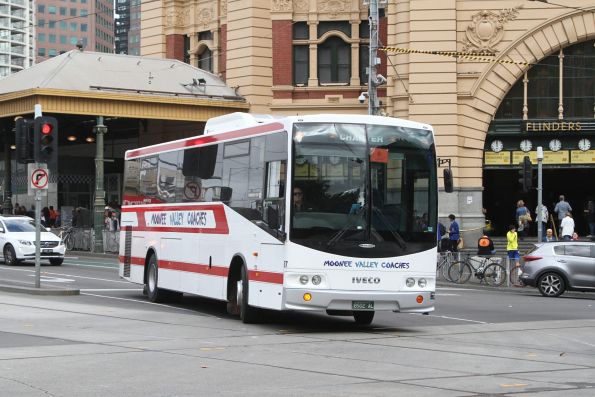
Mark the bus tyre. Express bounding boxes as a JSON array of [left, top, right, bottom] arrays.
[[238, 265, 259, 323], [353, 311, 374, 325], [146, 255, 166, 303]]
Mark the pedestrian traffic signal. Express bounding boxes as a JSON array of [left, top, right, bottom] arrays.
[[34, 116, 58, 166], [518, 156, 533, 192], [15, 117, 35, 164]]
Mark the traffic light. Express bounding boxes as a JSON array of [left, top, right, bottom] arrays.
[[34, 116, 58, 166], [15, 117, 35, 164], [518, 156, 533, 192]]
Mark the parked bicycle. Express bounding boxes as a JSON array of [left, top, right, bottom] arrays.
[[58, 226, 75, 251], [437, 251, 457, 281], [448, 254, 506, 286]]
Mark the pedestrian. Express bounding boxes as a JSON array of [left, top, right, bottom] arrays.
[[554, 195, 572, 233], [506, 224, 520, 269], [560, 212, 575, 241], [111, 212, 120, 231], [13, 203, 19, 215], [477, 234, 495, 256], [448, 214, 460, 252], [571, 232, 579, 241], [583, 197, 594, 238], [515, 200, 531, 240], [543, 228, 557, 242], [49, 206, 57, 227], [535, 203, 548, 238]]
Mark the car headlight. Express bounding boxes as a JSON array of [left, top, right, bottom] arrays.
[[18, 240, 32, 246], [406, 278, 415, 287]]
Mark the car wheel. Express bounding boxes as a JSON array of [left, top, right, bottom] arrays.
[[3, 245, 20, 266], [537, 272, 566, 297], [50, 258, 63, 266]]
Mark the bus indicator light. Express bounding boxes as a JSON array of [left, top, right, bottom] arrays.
[[416, 295, 424, 304], [303, 293, 312, 301]]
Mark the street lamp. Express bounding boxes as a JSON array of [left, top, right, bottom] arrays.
[[92, 117, 107, 253]]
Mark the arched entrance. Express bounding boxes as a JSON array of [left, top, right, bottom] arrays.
[[483, 38, 595, 236]]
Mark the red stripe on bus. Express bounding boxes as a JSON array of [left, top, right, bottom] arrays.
[[121, 204, 229, 234], [125, 122, 285, 159], [249, 270, 284, 284], [120, 256, 284, 284]]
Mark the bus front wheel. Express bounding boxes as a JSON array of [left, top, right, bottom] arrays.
[[353, 311, 374, 325], [238, 265, 259, 323], [146, 255, 166, 303]]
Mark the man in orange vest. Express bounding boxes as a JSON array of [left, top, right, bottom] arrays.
[[477, 234, 495, 256]]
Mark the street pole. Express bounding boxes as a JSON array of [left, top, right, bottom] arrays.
[[367, 0, 379, 115], [537, 146, 544, 243], [34, 165, 41, 288], [3, 131, 12, 214], [93, 117, 107, 253]]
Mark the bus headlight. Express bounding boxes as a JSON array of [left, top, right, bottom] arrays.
[[299, 275, 309, 285], [418, 278, 427, 288], [311, 275, 322, 285], [406, 278, 415, 287]]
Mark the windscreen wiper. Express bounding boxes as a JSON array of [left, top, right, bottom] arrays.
[[372, 207, 407, 250], [326, 204, 366, 248]]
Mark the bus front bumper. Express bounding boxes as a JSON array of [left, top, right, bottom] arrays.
[[284, 289, 435, 313]]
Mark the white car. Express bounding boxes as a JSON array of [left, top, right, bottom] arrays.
[[0, 216, 65, 266]]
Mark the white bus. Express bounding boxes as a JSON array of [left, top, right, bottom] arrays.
[[119, 113, 446, 324]]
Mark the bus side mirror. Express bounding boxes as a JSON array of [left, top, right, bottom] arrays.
[[443, 168, 454, 193]]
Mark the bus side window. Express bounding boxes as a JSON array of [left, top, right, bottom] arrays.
[[182, 145, 218, 179]]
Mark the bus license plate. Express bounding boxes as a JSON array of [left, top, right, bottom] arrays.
[[352, 301, 374, 310]]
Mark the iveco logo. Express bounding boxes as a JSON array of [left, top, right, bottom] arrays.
[[352, 277, 381, 284], [359, 243, 375, 248]]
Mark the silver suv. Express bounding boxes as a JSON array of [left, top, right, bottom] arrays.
[[520, 242, 595, 297]]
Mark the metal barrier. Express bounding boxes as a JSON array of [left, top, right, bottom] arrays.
[[64, 228, 119, 253]]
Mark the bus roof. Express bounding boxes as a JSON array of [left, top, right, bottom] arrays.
[[125, 113, 433, 160]]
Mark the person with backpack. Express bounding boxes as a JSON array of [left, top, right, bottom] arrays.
[[477, 234, 495, 256]]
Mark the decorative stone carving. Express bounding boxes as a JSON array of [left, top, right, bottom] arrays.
[[318, 0, 349, 18], [196, 7, 213, 29], [166, 9, 190, 28], [293, 0, 308, 12], [220, 0, 227, 16], [462, 6, 523, 54], [272, 0, 292, 12]]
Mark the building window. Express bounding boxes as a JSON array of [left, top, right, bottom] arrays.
[[70, 22, 77, 31], [60, 7, 67, 15], [38, 19, 45, 27], [60, 21, 67, 30], [70, 36, 78, 45], [38, 33, 46, 42], [197, 47, 212, 72], [48, 6, 56, 14], [60, 35, 67, 44], [48, 49, 57, 57], [183, 35, 190, 64], [38, 48, 46, 56], [49, 34, 56, 43], [198, 30, 212, 41], [318, 36, 350, 84], [49, 20, 56, 28], [70, 8, 77, 16], [38, 4, 45, 13], [293, 46, 309, 85]]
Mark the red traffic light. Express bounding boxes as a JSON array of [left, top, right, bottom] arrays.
[[41, 123, 53, 135]]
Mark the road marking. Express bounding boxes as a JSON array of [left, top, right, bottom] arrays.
[[80, 292, 204, 313], [63, 262, 118, 269], [547, 333, 595, 348], [420, 313, 489, 324], [80, 288, 143, 292], [437, 287, 486, 292], [1, 266, 131, 284], [27, 275, 75, 283]]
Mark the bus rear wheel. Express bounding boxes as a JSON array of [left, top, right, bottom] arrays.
[[353, 311, 374, 325], [237, 265, 259, 323]]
